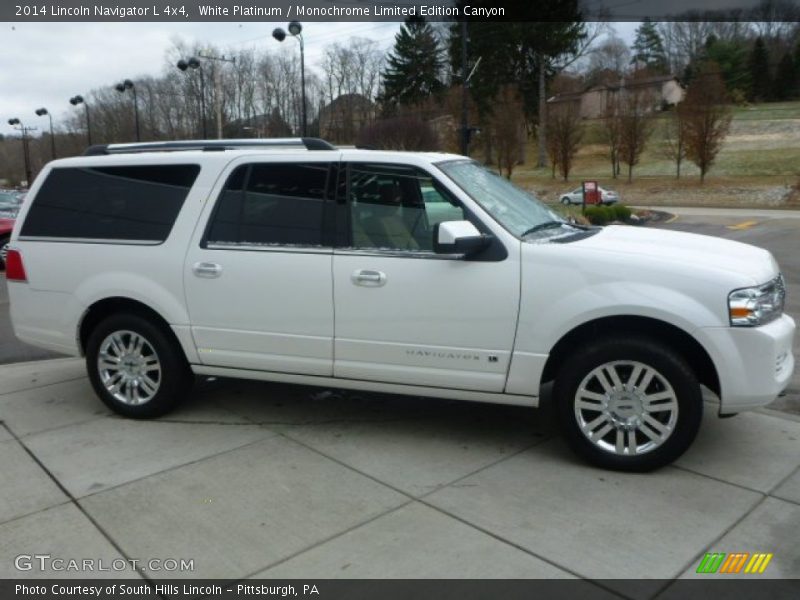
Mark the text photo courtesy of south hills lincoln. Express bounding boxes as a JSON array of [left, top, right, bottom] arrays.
[[0, 0, 799, 594]]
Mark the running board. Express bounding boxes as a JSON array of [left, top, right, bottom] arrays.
[[191, 365, 538, 408]]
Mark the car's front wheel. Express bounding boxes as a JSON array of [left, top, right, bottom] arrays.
[[560, 197, 571, 205], [86, 313, 192, 418], [554, 336, 702, 471]]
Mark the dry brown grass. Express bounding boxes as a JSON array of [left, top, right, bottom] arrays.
[[501, 102, 800, 208]]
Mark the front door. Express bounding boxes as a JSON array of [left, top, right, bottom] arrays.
[[333, 162, 520, 392], [184, 158, 337, 376]]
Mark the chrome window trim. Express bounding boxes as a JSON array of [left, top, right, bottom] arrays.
[[334, 247, 463, 260], [17, 236, 162, 246], [204, 242, 333, 255]]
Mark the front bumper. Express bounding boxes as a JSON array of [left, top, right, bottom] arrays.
[[698, 313, 795, 413]]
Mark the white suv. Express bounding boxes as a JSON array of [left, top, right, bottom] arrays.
[[6, 138, 795, 471]]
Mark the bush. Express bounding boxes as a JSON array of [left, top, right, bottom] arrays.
[[583, 205, 611, 225], [612, 204, 632, 221], [584, 204, 631, 225]]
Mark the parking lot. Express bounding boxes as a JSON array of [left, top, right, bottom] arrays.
[[1, 207, 799, 594]]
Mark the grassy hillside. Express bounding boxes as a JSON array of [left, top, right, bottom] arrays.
[[510, 101, 800, 208]]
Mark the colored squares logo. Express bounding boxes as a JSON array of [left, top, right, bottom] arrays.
[[696, 552, 773, 574]]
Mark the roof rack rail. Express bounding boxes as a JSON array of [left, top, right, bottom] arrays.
[[83, 137, 336, 156]]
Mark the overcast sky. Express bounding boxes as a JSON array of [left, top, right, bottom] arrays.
[[0, 21, 636, 138]]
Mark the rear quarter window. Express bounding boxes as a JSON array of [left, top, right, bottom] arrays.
[[20, 164, 200, 242]]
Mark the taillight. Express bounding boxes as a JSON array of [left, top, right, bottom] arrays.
[[5, 249, 27, 282]]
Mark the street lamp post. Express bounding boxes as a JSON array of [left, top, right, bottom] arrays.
[[273, 21, 307, 137], [69, 95, 92, 146], [7, 118, 35, 186], [115, 79, 140, 141], [177, 57, 207, 139], [35, 108, 56, 159], [196, 51, 236, 139]]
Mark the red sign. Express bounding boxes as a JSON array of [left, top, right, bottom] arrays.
[[582, 181, 600, 205]]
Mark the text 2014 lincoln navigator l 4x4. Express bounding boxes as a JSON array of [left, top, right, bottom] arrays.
[[6, 138, 795, 471]]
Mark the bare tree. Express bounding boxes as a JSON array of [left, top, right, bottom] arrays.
[[491, 86, 526, 179], [356, 116, 439, 151], [546, 103, 583, 181], [658, 19, 717, 75], [601, 95, 623, 179], [319, 38, 383, 143], [537, 22, 608, 167], [683, 62, 732, 183], [587, 34, 631, 76], [750, 0, 800, 43], [660, 108, 688, 179], [618, 81, 656, 182], [619, 88, 653, 183]]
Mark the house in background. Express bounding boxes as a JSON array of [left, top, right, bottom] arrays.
[[548, 74, 685, 119], [319, 93, 376, 143]]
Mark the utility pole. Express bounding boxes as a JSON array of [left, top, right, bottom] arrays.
[[537, 57, 547, 168], [460, 20, 469, 156], [199, 51, 236, 139], [7, 119, 36, 186]]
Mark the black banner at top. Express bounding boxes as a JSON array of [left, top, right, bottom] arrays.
[[4, 0, 800, 22]]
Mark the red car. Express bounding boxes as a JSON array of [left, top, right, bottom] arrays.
[[0, 190, 24, 269], [0, 215, 14, 269]]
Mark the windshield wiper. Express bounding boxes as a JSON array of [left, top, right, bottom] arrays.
[[520, 221, 567, 237]]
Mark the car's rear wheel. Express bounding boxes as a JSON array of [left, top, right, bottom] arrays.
[[86, 313, 192, 418], [554, 336, 702, 471], [0, 236, 9, 270]]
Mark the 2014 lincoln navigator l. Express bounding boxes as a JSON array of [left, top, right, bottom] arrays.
[[6, 138, 795, 471]]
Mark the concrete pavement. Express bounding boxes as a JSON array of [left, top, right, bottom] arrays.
[[1, 358, 798, 597]]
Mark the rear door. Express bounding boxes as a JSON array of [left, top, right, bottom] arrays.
[[184, 156, 338, 375]]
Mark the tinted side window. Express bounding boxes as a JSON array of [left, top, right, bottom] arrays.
[[21, 165, 199, 242], [207, 163, 329, 246], [349, 164, 465, 252]]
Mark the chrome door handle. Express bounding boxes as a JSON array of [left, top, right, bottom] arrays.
[[352, 269, 386, 287], [192, 262, 222, 278]]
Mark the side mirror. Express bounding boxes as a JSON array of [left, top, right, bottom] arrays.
[[433, 221, 491, 257]]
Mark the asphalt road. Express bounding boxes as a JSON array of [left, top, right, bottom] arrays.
[[1, 206, 798, 413]]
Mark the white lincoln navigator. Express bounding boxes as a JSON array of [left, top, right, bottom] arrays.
[[6, 138, 795, 471]]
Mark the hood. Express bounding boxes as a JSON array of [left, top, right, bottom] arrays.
[[571, 225, 778, 285]]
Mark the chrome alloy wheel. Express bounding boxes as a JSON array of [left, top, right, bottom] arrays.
[[574, 360, 679, 456], [97, 330, 161, 405]]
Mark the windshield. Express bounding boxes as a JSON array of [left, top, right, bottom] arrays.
[[437, 160, 564, 238]]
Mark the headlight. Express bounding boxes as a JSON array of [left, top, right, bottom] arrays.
[[728, 274, 786, 327]]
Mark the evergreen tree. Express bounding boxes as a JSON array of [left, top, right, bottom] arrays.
[[773, 52, 795, 100], [704, 38, 750, 99], [448, 4, 586, 167], [748, 37, 771, 102], [380, 17, 445, 110], [448, 4, 586, 121], [630, 18, 667, 73]]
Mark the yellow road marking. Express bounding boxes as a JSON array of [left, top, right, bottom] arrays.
[[664, 213, 679, 224], [727, 220, 759, 230]]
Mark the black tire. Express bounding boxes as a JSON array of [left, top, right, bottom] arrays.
[[553, 336, 702, 472], [0, 235, 9, 270], [85, 313, 192, 418], [560, 197, 571, 205]]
